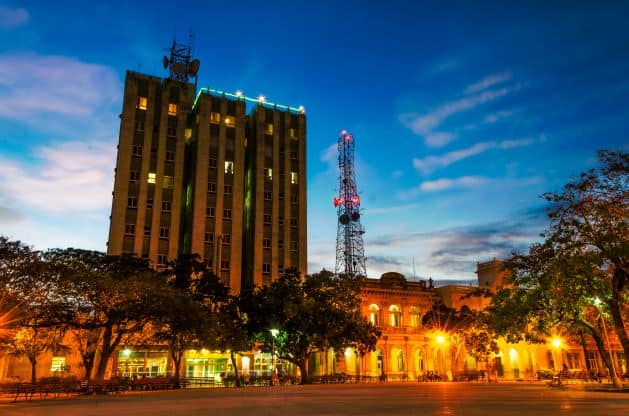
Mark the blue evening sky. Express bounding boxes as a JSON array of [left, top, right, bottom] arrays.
[[0, 1, 627, 281]]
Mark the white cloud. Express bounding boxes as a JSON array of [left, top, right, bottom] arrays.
[[0, 6, 28, 30], [0, 53, 121, 123], [412, 136, 544, 174], [464, 72, 512, 94], [400, 86, 511, 148], [0, 140, 116, 214], [413, 142, 494, 174], [484, 110, 513, 124], [320, 143, 337, 163], [420, 176, 489, 192]]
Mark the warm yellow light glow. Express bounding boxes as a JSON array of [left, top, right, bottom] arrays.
[[551, 337, 562, 348], [241, 356, 250, 370], [168, 103, 177, 116], [345, 347, 353, 357], [122, 348, 132, 357], [148, 172, 156, 184], [185, 128, 192, 140], [298, 105, 305, 114], [224, 116, 235, 127], [201, 348, 208, 354], [593, 297, 602, 306], [235, 90, 243, 97], [270, 328, 279, 337], [138, 96, 147, 110], [258, 95, 266, 102], [509, 348, 518, 360], [436, 335, 446, 345]]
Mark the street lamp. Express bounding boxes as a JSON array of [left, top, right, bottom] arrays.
[[270, 328, 279, 386]]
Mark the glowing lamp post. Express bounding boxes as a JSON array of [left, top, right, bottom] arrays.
[[434, 334, 447, 377], [270, 329, 279, 386]]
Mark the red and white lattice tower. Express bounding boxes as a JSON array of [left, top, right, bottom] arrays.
[[334, 130, 366, 278]]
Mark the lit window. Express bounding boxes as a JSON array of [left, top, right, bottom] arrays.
[[209, 158, 217, 168], [206, 207, 215, 218], [222, 234, 231, 245], [157, 255, 167, 266], [220, 259, 230, 270], [148, 172, 156, 184], [205, 232, 214, 244], [389, 305, 401, 327], [278, 239, 284, 249], [290, 241, 298, 252], [132, 145, 143, 157], [290, 218, 297, 228], [224, 184, 232, 195], [263, 238, 271, 249], [163, 175, 173, 189], [159, 227, 169, 239], [161, 201, 171, 212], [130, 171, 140, 182], [263, 214, 271, 224], [224, 116, 235, 127], [135, 120, 145, 132], [290, 172, 298, 184], [263, 263, 271, 274], [225, 161, 234, 174], [291, 194, 298, 205], [265, 168, 272, 180], [210, 112, 221, 124], [138, 96, 148, 110], [223, 208, 232, 220], [168, 103, 177, 116], [208, 182, 216, 193], [265, 123, 274, 135], [368, 304, 380, 326], [125, 224, 135, 235], [127, 197, 138, 208], [185, 128, 192, 139], [264, 191, 272, 200], [165, 151, 175, 162], [50, 357, 66, 373], [409, 307, 421, 328]]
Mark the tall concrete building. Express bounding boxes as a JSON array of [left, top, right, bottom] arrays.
[[107, 57, 306, 293]]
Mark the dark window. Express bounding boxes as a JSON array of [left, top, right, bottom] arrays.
[[206, 207, 215, 217], [222, 234, 231, 245], [132, 145, 143, 157], [161, 201, 171, 212], [263, 214, 271, 224], [263, 238, 271, 249], [159, 227, 169, 239], [209, 158, 217, 168], [208, 182, 216, 193], [262, 263, 271, 274], [128, 197, 138, 208], [165, 151, 175, 162], [223, 209, 232, 220], [224, 184, 232, 195], [130, 171, 140, 182], [264, 191, 272, 200], [125, 224, 135, 235], [205, 232, 214, 244]]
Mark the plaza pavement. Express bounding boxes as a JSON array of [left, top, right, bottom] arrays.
[[1, 382, 627, 416]]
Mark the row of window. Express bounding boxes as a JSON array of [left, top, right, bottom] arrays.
[[129, 171, 174, 189], [137, 97, 177, 116], [131, 145, 175, 162], [128, 197, 172, 211], [125, 224, 169, 239], [263, 169, 299, 184], [367, 304, 423, 328], [263, 191, 300, 203]]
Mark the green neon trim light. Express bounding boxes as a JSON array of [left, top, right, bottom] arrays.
[[193, 87, 305, 115]]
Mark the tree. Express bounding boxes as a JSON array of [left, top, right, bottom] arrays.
[[245, 269, 379, 384], [543, 150, 628, 360], [488, 241, 624, 389], [45, 249, 162, 380], [211, 296, 251, 387]]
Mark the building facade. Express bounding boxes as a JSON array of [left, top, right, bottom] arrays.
[[107, 71, 307, 293]]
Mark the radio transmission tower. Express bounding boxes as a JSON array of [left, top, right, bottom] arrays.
[[334, 130, 366, 278]]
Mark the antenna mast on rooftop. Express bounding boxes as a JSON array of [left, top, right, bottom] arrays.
[[162, 31, 200, 87], [334, 130, 366, 279]]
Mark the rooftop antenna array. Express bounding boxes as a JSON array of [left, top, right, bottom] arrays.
[[163, 29, 200, 88], [334, 130, 367, 279]]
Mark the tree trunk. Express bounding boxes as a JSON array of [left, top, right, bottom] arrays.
[[230, 351, 241, 387], [82, 351, 96, 380], [94, 325, 115, 380], [29, 356, 37, 383], [587, 321, 623, 390], [298, 360, 309, 385], [579, 332, 591, 372], [608, 270, 629, 360]]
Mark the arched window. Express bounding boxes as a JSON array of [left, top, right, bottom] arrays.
[[368, 304, 380, 326], [408, 307, 421, 328], [389, 305, 401, 327]]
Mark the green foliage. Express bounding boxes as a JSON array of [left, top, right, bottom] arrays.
[[243, 268, 379, 384]]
